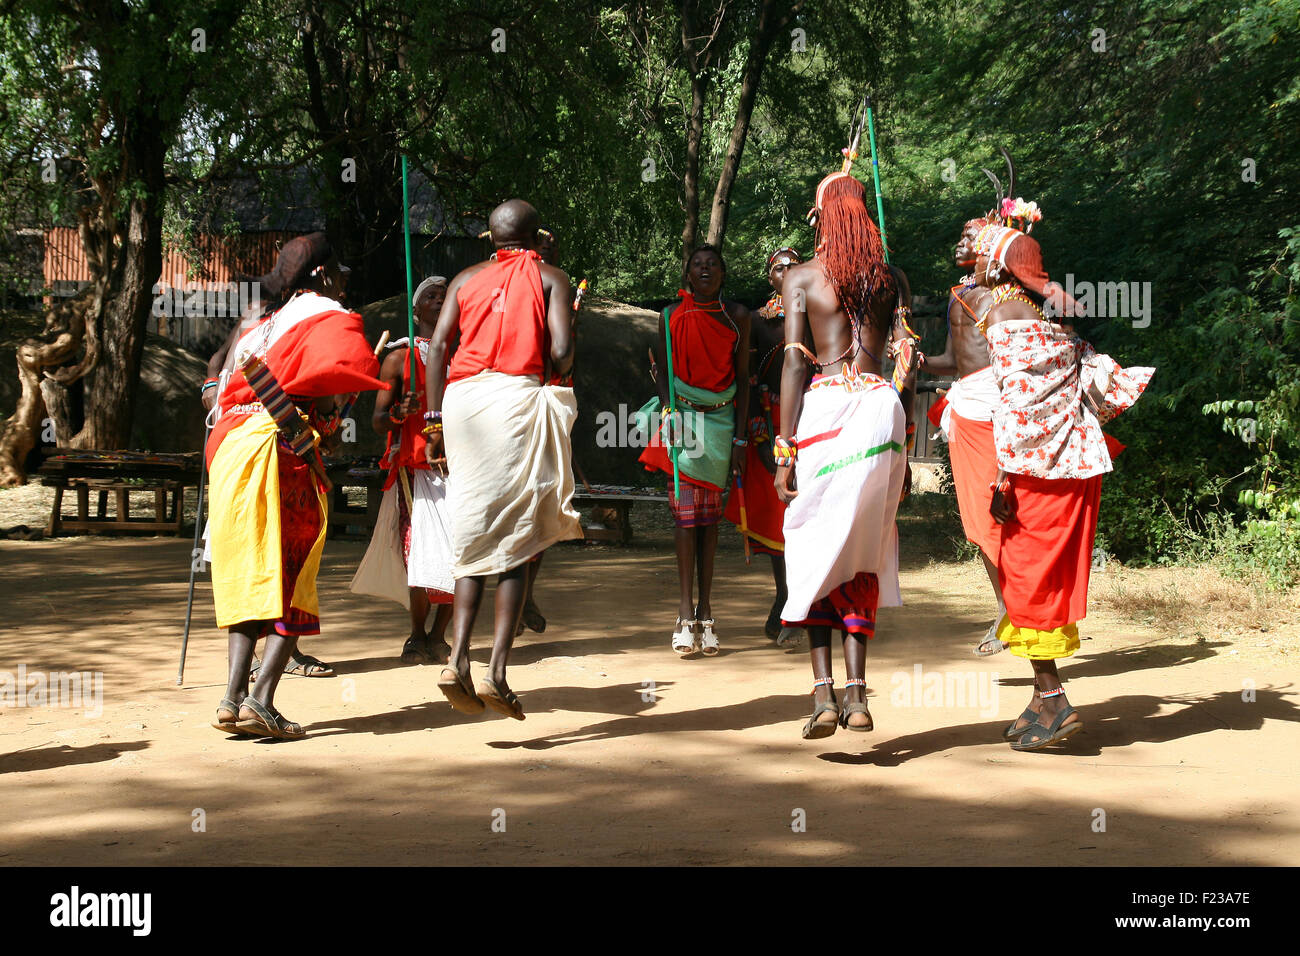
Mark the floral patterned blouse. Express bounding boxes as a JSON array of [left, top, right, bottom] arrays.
[[985, 318, 1154, 479]]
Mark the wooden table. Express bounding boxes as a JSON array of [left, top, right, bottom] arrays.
[[572, 485, 667, 544], [37, 450, 201, 537], [324, 461, 385, 540]]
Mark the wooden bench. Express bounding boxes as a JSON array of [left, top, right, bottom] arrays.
[[324, 462, 385, 540], [37, 450, 200, 537], [42, 477, 187, 536], [572, 485, 668, 544]]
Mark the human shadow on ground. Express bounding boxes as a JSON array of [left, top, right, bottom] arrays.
[[306, 681, 676, 738], [0, 740, 150, 774], [818, 687, 1299, 766], [487, 692, 806, 750], [328, 654, 429, 677], [995, 640, 1231, 688]]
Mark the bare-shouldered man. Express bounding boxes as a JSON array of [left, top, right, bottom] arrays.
[[924, 216, 1009, 656], [775, 170, 920, 740]]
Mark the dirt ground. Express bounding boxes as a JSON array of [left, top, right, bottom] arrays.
[[1, 492, 1297, 866]]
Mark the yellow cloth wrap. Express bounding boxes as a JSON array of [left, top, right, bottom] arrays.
[[209, 415, 328, 628], [996, 614, 1080, 660]]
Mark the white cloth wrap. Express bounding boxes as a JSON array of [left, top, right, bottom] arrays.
[[939, 365, 999, 439], [781, 373, 907, 623], [349, 471, 456, 608], [443, 371, 583, 577]]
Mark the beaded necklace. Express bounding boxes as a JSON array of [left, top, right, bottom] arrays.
[[977, 281, 1044, 335]]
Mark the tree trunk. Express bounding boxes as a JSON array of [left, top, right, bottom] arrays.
[[0, 292, 91, 485], [62, 125, 166, 450], [681, 69, 709, 271], [705, 0, 790, 252]]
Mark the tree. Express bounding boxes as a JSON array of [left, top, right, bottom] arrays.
[[0, 0, 248, 485]]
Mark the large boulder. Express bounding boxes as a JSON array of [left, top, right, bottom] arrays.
[[354, 295, 662, 484], [5, 296, 668, 483]]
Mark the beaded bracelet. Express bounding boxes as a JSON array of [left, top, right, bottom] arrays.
[[200, 379, 218, 394], [423, 410, 442, 422], [421, 423, 443, 437], [773, 436, 797, 466], [389, 407, 407, 424], [732, 437, 748, 448]]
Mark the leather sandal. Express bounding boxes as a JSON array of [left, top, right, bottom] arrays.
[[235, 697, 306, 740], [801, 679, 840, 740]]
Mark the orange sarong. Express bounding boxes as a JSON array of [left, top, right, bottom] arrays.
[[948, 411, 1001, 560], [996, 472, 1102, 648]]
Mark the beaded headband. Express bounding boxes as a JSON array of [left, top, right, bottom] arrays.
[[767, 246, 802, 269]]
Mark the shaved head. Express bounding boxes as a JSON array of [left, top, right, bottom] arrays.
[[488, 199, 541, 249]]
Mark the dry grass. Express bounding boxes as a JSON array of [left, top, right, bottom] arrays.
[[1091, 562, 1299, 664]]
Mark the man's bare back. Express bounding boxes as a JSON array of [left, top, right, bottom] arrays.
[[776, 258, 915, 502], [779, 258, 903, 375]]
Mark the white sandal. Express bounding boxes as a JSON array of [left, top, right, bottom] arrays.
[[699, 619, 720, 656], [672, 619, 698, 657]]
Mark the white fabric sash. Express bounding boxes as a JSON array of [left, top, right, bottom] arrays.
[[443, 371, 583, 576], [781, 373, 906, 622], [938, 365, 999, 439]]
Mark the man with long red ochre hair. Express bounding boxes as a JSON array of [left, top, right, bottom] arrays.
[[776, 169, 921, 741]]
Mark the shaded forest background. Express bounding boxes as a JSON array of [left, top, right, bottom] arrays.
[[1, 0, 1297, 581]]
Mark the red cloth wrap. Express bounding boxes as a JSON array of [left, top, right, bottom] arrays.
[[948, 412, 1002, 559], [723, 398, 785, 551], [996, 472, 1102, 630], [207, 308, 384, 467], [637, 292, 739, 490], [270, 442, 323, 637], [666, 291, 738, 392], [783, 571, 880, 636], [382, 344, 431, 490], [447, 249, 548, 384]]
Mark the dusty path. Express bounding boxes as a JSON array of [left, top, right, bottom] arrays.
[[1, 532, 1296, 866]]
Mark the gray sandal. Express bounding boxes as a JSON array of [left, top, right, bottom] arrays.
[[801, 683, 840, 740], [212, 697, 252, 735], [1011, 705, 1083, 751], [1002, 706, 1039, 741], [235, 697, 306, 740]]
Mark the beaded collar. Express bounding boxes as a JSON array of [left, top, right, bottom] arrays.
[[978, 281, 1044, 335]]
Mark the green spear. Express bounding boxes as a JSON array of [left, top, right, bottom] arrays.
[[401, 155, 416, 383], [865, 96, 889, 263], [664, 308, 681, 500]]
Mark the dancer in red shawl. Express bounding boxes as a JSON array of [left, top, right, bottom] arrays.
[[201, 236, 344, 679], [723, 246, 805, 646], [513, 224, 569, 638], [972, 203, 1152, 750], [424, 199, 580, 720], [638, 245, 751, 657], [207, 236, 385, 739], [350, 276, 455, 664]]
